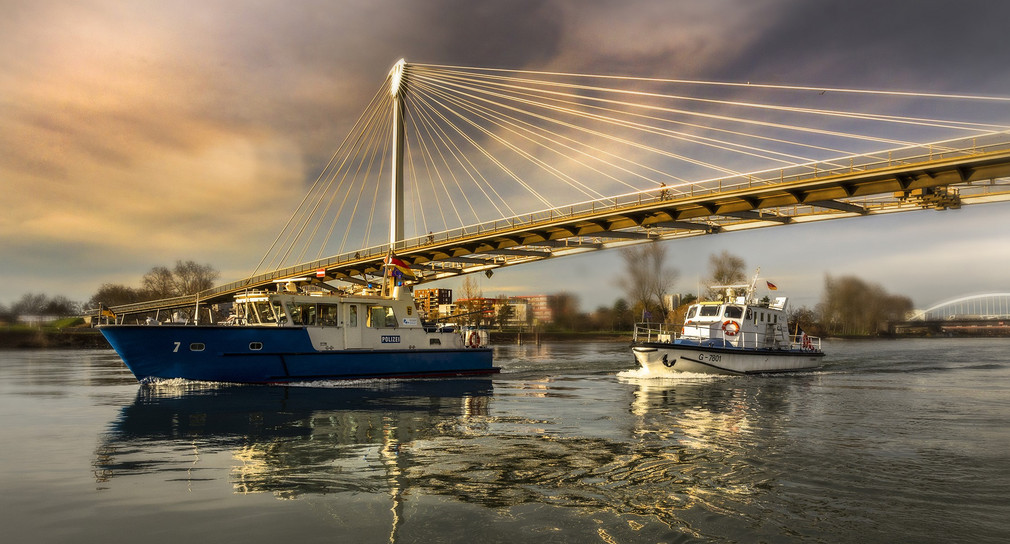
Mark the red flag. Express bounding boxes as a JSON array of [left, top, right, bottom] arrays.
[[766, 281, 778, 290]]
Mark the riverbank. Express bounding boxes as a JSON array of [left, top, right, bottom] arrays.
[[490, 330, 631, 344], [0, 328, 109, 349]]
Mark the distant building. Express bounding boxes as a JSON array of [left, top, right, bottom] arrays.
[[437, 303, 457, 321], [511, 295, 553, 324], [426, 292, 562, 328], [455, 297, 498, 327], [663, 294, 681, 312], [414, 288, 452, 319]]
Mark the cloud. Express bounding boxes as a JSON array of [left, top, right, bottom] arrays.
[[718, 0, 1010, 90], [2, 0, 1009, 307]]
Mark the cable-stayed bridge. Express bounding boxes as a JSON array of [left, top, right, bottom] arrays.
[[101, 61, 1010, 318]]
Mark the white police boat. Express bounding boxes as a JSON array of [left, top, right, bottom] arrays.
[[630, 273, 824, 375]]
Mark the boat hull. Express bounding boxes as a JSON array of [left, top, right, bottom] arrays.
[[631, 341, 824, 376], [100, 325, 496, 383]]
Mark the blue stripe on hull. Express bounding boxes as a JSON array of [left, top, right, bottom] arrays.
[[100, 325, 496, 383]]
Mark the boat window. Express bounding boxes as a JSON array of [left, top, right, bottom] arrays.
[[189, 343, 205, 352], [251, 301, 279, 324], [319, 304, 340, 326], [686, 306, 698, 319], [289, 303, 317, 326], [348, 305, 358, 328], [724, 306, 743, 319], [249, 342, 263, 351], [429, 338, 441, 346], [699, 306, 721, 317], [368, 305, 397, 328]]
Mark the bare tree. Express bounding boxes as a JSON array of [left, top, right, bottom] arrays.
[[141, 260, 219, 297], [817, 275, 912, 335], [88, 283, 143, 308], [142, 266, 176, 298], [172, 260, 219, 294], [706, 251, 746, 298], [457, 275, 483, 327], [547, 292, 580, 330], [618, 243, 677, 321], [9, 293, 79, 318]]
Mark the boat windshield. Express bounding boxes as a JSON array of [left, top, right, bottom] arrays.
[[250, 300, 283, 324], [699, 305, 721, 317], [724, 306, 743, 319]]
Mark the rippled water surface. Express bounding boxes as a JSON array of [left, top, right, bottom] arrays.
[[1, 339, 1008, 543]]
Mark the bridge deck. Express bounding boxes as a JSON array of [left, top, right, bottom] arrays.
[[103, 133, 1010, 318]]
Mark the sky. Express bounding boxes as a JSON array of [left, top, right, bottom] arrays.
[[3, 0, 1010, 312]]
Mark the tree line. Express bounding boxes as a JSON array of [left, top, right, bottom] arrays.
[[90, 260, 219, 308], [1, 260, 218, 324], [5, 250, 911, 336], [410, 246, 914, 336], [618, 246, 913, 337]]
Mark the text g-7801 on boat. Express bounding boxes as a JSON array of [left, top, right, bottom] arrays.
[[630, 271, 824, 376]]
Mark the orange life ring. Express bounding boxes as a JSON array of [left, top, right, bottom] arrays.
[[467, 331, 481, 348], [722, 320, 740, 337]]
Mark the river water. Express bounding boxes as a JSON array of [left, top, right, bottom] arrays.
[[1, 339, 1007, 543]]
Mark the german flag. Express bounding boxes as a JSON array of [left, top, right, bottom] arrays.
[[384, 254, 416, 280]]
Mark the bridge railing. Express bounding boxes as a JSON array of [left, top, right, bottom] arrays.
[[266, 131, 1010, 283], [101, 131, 1010, 316]]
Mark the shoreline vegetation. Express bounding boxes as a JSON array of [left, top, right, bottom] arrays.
[[0, 327, 110, 350]]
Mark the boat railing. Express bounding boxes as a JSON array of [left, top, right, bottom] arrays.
[[633, 322, 677, 343], [789, 334, 822, 352], [635, 322, 823, 352]]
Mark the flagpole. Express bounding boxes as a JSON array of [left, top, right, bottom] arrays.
[[382, 248, 393, 297]]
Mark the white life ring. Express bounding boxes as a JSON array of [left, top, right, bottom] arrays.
[[722, 320, 740, 337], [467, 331, 481, 348]]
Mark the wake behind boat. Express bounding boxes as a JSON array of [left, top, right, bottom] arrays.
[[630, 272, 824, 376]]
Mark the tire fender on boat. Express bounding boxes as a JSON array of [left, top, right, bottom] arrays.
[[722, 320, 740, 336]]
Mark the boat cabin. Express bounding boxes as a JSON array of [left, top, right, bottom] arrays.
[[681, 296, 791, 349], [224, 284, 482, 352]]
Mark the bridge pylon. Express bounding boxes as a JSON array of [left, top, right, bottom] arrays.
[[389, 59, 407, 249]]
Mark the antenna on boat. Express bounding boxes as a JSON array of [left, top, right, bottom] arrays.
[[747, 267, 761, 300]]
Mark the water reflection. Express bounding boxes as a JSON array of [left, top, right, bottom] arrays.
[[95, 380, 492, 494], [94, 373, 801, 540]]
